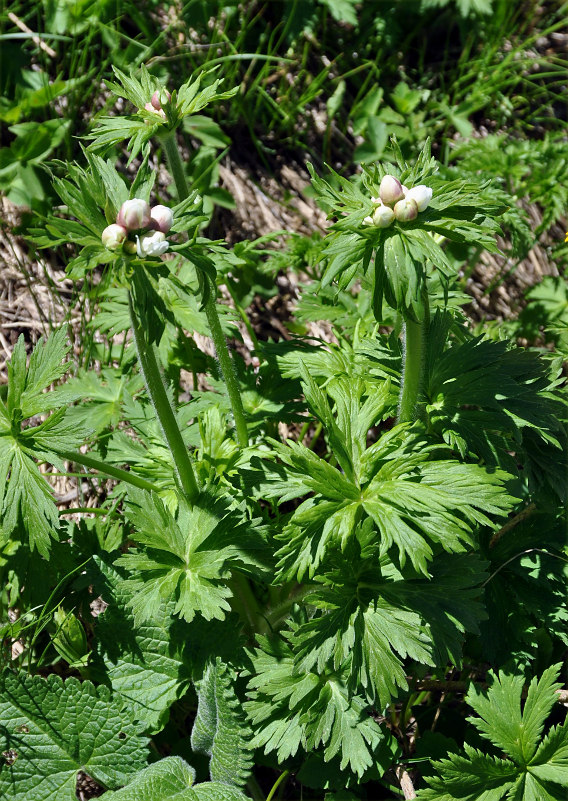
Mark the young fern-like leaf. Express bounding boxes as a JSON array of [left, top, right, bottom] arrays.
[[191, 658, 253, 788]]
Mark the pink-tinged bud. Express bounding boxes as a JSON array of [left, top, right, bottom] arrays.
[[101, 224, 127, 251], [394, 197, 418, 222], [136, 231, 169, 258], [144, 102, 166, 120], [372, 203, 395, 228], [151, 88, 171, 110], [405, 184, 433, 212], [149, 205, 174, 234], [379, 175, 404, 206], [117, 198, 151, 231]]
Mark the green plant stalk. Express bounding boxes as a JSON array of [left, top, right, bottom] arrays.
[[128, 291, 200, 501], [203, 291, 249, 447], [397, 290, 429, 424], [56, 449, 160, 493], [161, 130, 249, 447]]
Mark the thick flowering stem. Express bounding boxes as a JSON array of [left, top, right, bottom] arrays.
[[397, 289, 429, 424], [128, 289, 200, 502], [161, 130, 249, 447]]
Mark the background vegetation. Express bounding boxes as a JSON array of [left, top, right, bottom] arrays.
[[0, 1, 567, 799]]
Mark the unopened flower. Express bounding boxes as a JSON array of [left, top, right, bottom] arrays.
[[394, 197, 418, 222], [123, 240, 137, 255], [117, 198, 151, 231], [151, 89, 171, 111], [405, 184, 433, 212], [150, 205, 174, 234], [379, 175, 405, 206], [136, 230, 169, 257], [101, 223, 127, 251], [144, 102, 166, 120], [372, 203, 395, 228]]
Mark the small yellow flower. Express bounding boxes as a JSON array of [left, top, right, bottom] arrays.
[[565, 232, 568, 243]]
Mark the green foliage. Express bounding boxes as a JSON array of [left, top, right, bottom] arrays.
[[245, 635, 396, 778], [88, 65, 237, 162], [0, 329, 86, 556], [115, 488, 268, 625], [309, 140, 503, 320], [247, 372, 517, 580], [2, 4, 568, 799], [91, 556, 193, 732], [100, 756, 249, 800], [0, 672, 148, 799], [418, 664, 568, 800], [290, 551, 488, 707], [191, 658, 253, 787]]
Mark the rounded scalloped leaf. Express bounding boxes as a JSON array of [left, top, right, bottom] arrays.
[[0, 671, 148, 800]]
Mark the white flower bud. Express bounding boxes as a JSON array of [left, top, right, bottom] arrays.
[[117, 198, 151, 231], [101, 224, 127, 251], [363, 215, 375, 226], [379, 175, 404, 206], [404, 184, 433, 212], [394, 197, 418, 221], [136, 231, 169, 258], [150, 205, 174, 234], [144, 102, 166, 120], [372, 203, 395, 228], [151, 88, 171, 110]]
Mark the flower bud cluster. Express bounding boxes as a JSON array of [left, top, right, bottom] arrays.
[[143, 88, 171, 120], [101, 198, 173, 257], [363, 175, 433, 229]]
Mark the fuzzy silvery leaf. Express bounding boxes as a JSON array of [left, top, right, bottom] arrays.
[[100, 757, 248, 801]]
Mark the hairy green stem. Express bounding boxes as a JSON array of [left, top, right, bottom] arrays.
[[203, 288, 249, 447], [397, 290, 430, 424], [228, 573, 269, 637], [397, 318, 424, 423], [128, 291, 199, 501], [56, 450, 160, 493], [161, 130, 249, 447]]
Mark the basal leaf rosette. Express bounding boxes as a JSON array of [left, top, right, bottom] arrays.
[[309, 139, 505, 321]]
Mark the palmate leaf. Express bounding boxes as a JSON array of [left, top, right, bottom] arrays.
[[100, 757, 248, 801], [191, 658, 253, 787], [252, 403, 516, 579], [425, 316, 566, 471], [244, 636, 395, 778], [0, 672, 148, 800], [418, 665, 568, 801], [91, 556, 193, 733], [292, 552, 487, 707], [479, 512, 568, 667], [0, 330, 89, 556], [116, 488, 269, 625]]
